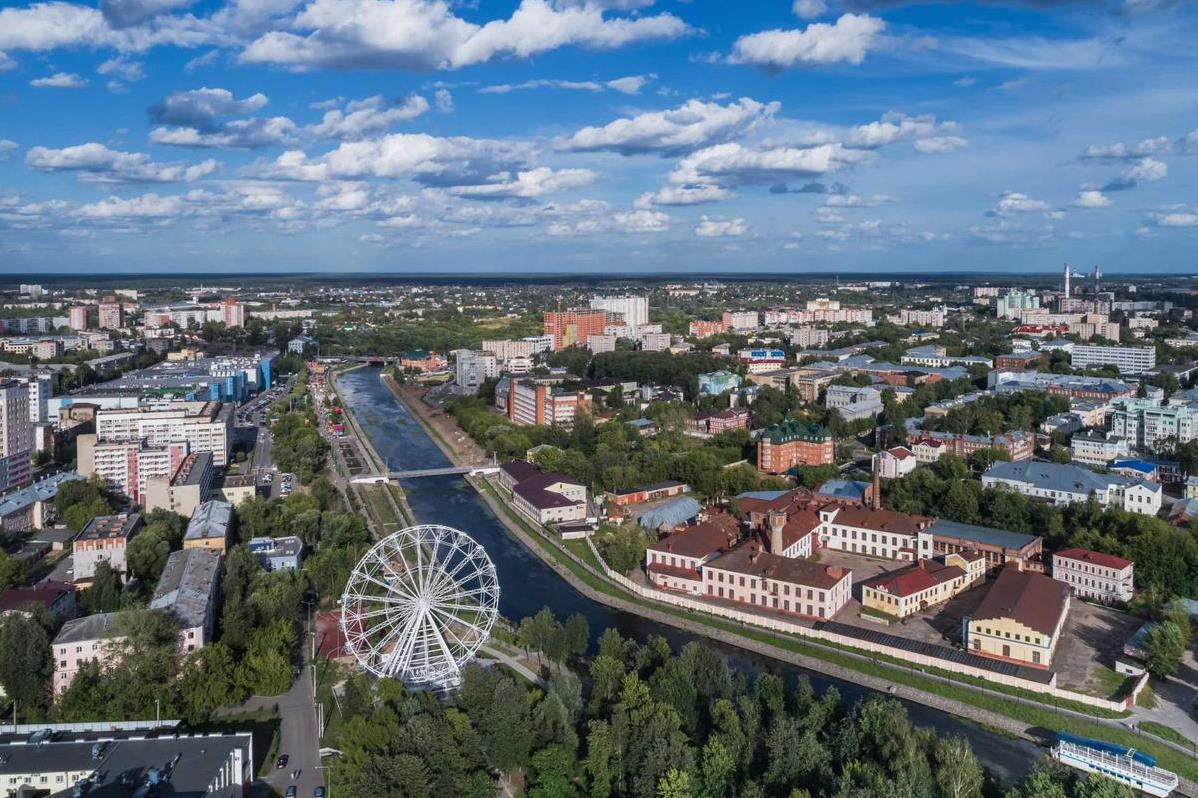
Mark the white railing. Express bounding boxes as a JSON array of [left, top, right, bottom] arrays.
[[1055, 740, 1178, 790]]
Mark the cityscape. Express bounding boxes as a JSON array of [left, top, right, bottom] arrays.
[[0, 273, 1191, 797]]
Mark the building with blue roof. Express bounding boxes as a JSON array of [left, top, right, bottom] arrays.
[[982, 460, 1161, 516], [0, 471, 84, 534], [638, 497, 702, 531], [817, 479, 871, 502], [698, 371, 742, 397]]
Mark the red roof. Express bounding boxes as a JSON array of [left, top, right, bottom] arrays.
[[650, 518, 738, 559], [886, 446, 915, 460], [1054, 548, 1132, 571], [827, 504, 932, 535], [865, 560, 964, 597], [648, 562, 702, 581]]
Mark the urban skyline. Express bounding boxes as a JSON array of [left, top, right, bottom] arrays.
[[1, 0, 1197, 274]]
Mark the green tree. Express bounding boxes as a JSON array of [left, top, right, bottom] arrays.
[[657, 768, 693, 798], [0, 613, 52, 720], [79, 561, 125, 614], [1143, 620, 1186, 678], [934, 735, 983, 798]]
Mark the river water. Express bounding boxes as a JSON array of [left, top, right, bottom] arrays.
[[336, 367, 1041, 784]]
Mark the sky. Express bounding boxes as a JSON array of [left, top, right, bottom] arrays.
[[0, 0, 1196, 275]]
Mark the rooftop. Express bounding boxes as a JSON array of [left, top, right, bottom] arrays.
[[248, 535, 303, 558], [512, 471, 586, 510], [150, 547, 220, 629], [708, 541, 850, 589], [928, 519, 1041, 552], [864, 559, 966, 597], [172, 450, 213, 486], [973, 567, 1069, 637], [0, 470, 84, 519], [984, 459, 1159, 496], [0, 581, 73, 614], [183, 499, 232, 542], [1054, 547, 1133, 571], [649, 516, 739, 559], [54, 611, 123, 644], [78, 513, 142, 543]]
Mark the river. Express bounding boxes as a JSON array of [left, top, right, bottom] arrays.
[[336, 367, 1041, 784]]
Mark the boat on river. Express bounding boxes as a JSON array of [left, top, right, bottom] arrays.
[[1051, 732, 1178, 797]]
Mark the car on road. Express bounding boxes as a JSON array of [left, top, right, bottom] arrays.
[[314, 788, 324, 798], [276, 755, 289, 769], [285, 787, 297, 798]]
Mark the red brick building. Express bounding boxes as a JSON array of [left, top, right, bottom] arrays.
[[544, 309, 612, 351], [756, 421, 834, 474]]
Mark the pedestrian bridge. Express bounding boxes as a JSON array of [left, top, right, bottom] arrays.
[[350, 465, 500, 484]]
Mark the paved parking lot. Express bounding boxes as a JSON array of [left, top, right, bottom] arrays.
[[1052, 599, 1143, 696]]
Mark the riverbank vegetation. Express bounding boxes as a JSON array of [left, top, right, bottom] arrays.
[[329, 620, 1132, 798]]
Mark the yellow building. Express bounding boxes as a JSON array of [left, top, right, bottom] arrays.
[[181, 499, 231, 555], [861, 551, 986, 619], [966, 567, 1070, 669]]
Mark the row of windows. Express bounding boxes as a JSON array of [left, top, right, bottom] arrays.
[[706, 570, 826, 600], [973, 625, 1043, 646], [707, 585, 826, 617]]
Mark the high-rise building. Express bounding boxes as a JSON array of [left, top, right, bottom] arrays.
[[589, 295, 648, 328], [222, 296, 245, 328], [0, 380, 33, 492], [97, 296, 124, 330], [94, 401, 232, 465], [543, 309, 611, 351], [77, 437, 191, 503], [1069, 344, 1156, 374], [18, 372, 53, 423], [68, 305, 90, 331]]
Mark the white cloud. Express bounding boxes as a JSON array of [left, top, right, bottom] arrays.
[[241, 0, 690, 71], [825, 193, 894, 207], [434, 88, 453, 112], [100, 0, 195, 28], [729, 14, 884, 72], [0, 4, 110, 51], [1157, 212, 1198, 227], [0, 140, 17, 161], [844, 112, 955, 149], [791, 0, 827, 18], [445, 167, 597, 199], [97, 56, 144, 81], [309, 94, 430, 140], [0, 52, 14, 72], [151, 87, 269, 128], [74, 192, 185, 219], [670, 142, 870, 187], [634, 184, 731, 207], [481, 74, 652, 95], [557, 97, 778, 156], [992, 191, 1052, 216], [914, 136, 968, 154], [1102, 157, 1167, 191], [936, 34, 1121, 71], [695, 216, 747, 237], [612, 209, 669, 232], [151, 117, 298, 149], [30, 72, 88, 88], [1082, 136, 1172, 160], [26, 143, 217, 182], [1073, 190, 1112, 208]]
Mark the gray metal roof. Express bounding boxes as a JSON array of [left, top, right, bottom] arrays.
[[183, 500, 232, 542], [984, 459, 1159, 495], [638, 497, 702, 530], [928, 519, 1041, 551], [0, 471, 84, 519], [53, 612, 122, 645], [150, 548, 220, 629]]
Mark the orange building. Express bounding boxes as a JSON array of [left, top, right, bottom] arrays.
[[544, 309, 611, 351], [688, 319, 730, 338], [756, 421, 834, 474]]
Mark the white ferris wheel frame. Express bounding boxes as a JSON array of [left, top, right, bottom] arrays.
[[340, 524, 500, 688]]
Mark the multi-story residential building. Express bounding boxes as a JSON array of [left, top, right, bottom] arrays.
[[900, 345, 993, 369], [913, 429, 1035, 462], [97, 296, 124, 330], [1074, 315, 1121, 342], [825, 385, 884, 421], [74, 513, 143, 580], [480, 338, 536, 362], [52, 612, 125, 694], [77, 437, 190, 503], [889, 307, 947, 327], [505, 379, 590, 427], [788, 326, 831, 349], [861, 552, 985, 619], [219, 474, 258, 506], [143, 450, 212, 517], [182, 498, 232, 554], [543, 309, 611, 351], [689, 408, 752, 436], [221, 296, 245, 328], [982, 460, 1162, 515], [1052, 548, 1134, 603], [68, 305, 90, 330], [249, 536, 304, 571], [1109, 397, 1198, 450], [1126, 316, 1159, 331], [722, 310, 760, 331], [1069, 344, 1156, 374], [756, 421, 834, 474], [994, 352, 1041, 372], [702, 541, 852, 620], [645, 515, 740, 594], [587, 334, 617, 353], [966, 567, 1070, 668], [816, 504, 935, 561], [589, 295, 648, 328], [453, 349, 498, 392], [17, 372, 53, 423], [0, 471, 83, 536], [698, 370, 743, 397], [151, 547, 221, 653], [689, 319, 729, 338], [738, 348, 786, 374], [94, 401, 232, 466], [639, 332, 672, 352], [876, 446, 917, 479], [995, 290, 1041, 320], [793, 369, 840, 403], [1070, 433, 1128, 465], [0, 380, 32, 493], [791, 298, 873, 325]]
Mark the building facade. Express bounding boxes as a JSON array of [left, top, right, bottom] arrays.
[[1052, 548, 1134, 603], [73, 513, 143, 580], [1069, 345, 1156, 374], [756, 422, 834, 474], [702, 542, 852, 621], [966, 567, 1070, 668]]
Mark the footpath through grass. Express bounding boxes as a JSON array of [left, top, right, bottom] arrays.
[[472, 476, 1198, 784]]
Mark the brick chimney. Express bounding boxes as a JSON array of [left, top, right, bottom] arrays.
[[871, 455, 882, 510]]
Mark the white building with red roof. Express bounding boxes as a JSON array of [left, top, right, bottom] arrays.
[[861, 551, 985, 619], [876, 446, 917, 479], [1051, 548, 1134, 603], [645, 514, 740, 594], [702, 541, 852, 620], [911, 436, 946, 464]]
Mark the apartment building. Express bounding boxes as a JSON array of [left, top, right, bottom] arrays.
[[645, 515, 740, 594], [68, 305, 90, 330], [18, 372, 53, 423], [506, 379, 590, 428], [982, 460, 1162, 515], [0, 380, 32, 493], [1069, 344, 1156, 374], [756, 421, 835, 474], [95, 401, 232, 465], [143, 450, 212, 517], [77, 436, 190, 504], [480, 338, 536, 362], [861, 552, 985, 619], [1070, 433, 1129, 466], [966, 567, 1070, 668], [1109, 397, 1198, 450], [722, 310, 760, 331], [182, 498, 232, 554], [221, 296, 245, 328], [791, 298, 873, 325], [889, 307, 947, 327], [589, 295, 648, 327], [689, 319, 729, 338], [151, 547, 221, 652], [702, 541, 852, 621], [994, 352, 1041, 372], [73, 513, 143, 580], [97, 296, 124, 330], [543, 309, 611, 351], [913, 429, 1035, 462], [587, 334, 617, 353], [1052, 548, 1134, 603], [52, 612, 125, 694], [453, 349, 498, 392], [639, 332, 672, 352], [787, 326, 831, 349], [826, 385, 883, 422]]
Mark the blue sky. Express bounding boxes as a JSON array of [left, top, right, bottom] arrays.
[[1, 0, 1196, 274]]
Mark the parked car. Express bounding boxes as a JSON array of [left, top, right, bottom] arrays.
[[285, 787, 297, 798], [276, 755, 288, 769]]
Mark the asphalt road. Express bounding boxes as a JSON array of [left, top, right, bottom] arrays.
[[257, 649, 324, 798]]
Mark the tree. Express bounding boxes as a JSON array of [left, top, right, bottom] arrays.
[[179, 643, 246, 722], [0, 613, 52, 720], [79, 561, 125, 614], [934, 736, 983, 798], [0, 551, 25, 591], [657, 768, 693, 798], [528, 745, 577, 798], [1143, 620, 1186, 678], [126, 526, 173, 585]]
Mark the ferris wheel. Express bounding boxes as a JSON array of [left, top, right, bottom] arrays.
[[340, 524, 500, 688]]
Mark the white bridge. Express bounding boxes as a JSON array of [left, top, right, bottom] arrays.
[[351, 465, 499, 484]]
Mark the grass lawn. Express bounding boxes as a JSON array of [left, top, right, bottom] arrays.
[[469, 476, 1198, 783], [1140, 721, 1196, 751]]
